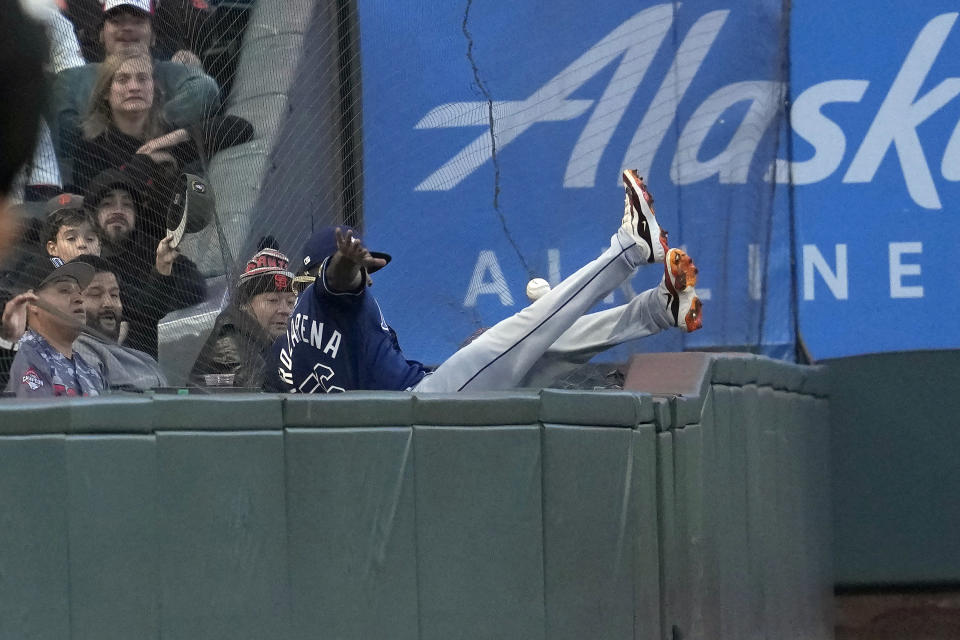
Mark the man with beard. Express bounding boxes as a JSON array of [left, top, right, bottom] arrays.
[[5, 256, 107, 397], [73, 254, 167, 390], [86, 166, 206, 358]]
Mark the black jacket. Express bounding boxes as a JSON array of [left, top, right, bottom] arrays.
[[190, 305, 275, 389], [70, 115, 254, 195]]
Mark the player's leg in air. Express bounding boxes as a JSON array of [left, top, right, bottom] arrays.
[[520, 247, 700, 387], [414, 170, 702, 393]]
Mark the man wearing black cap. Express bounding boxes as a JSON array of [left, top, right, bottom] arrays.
[[4, 257, 107, 397], [191, 240, 295, 388], [86, 166, 206, 358]]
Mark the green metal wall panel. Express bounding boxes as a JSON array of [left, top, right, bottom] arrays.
[[542, 425, 634, 640], [412, 392, 541, 426], [810, 397, 835, 638], [151, 395, 284, 430], [539, 389, 651, 427], [829, 351, 960, 586], [156, 431, 290, 640], [735, 386, 767, 640], [67, 396, 156, 434], [710, 386, 755, 640], [414, 425, 545, 640], [696, 393, 721, 640], [672, 425, 703, 640], [283, 392, 415, 427], [0, 401, 71, 435], [285, 428, 419, 640], [632, 426, 661, 640], [0, 357, 834, 640], [0, 436, 70, 640], [790, 392, 822, 639], [65, 435, 159, 640], [755, 386, 782, 640], [656, 432, 677, 640]]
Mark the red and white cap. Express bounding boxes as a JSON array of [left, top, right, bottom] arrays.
[[102, 0, 153, 15]]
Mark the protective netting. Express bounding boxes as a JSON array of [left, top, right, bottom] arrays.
[[343, 0, 795, 388], [1, 0, 793, 393]]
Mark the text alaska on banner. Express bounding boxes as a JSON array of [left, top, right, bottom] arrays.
[[414, 6, 960, 210]]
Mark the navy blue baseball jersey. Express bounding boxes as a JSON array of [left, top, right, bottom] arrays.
[[274, 259, 429, 393]]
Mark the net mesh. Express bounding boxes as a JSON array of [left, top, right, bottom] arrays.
[[1, 0, 792, 393]]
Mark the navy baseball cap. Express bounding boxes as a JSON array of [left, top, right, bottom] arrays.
[[298, 226, 391, 275]]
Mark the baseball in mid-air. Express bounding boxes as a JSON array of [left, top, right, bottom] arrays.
[[526, 278, 552, 302]]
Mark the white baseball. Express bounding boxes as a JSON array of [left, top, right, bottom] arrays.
[[526, 278, 552, 302]]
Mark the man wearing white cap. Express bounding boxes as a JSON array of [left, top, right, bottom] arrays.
[[51, 0, 220, 170]]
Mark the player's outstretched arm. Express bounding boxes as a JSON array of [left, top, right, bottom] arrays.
[[325, 227, 387, 292]]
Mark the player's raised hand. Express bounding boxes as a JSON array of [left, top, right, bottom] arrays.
[[327, 227, 384, 292], [335, 227, 387, 272]]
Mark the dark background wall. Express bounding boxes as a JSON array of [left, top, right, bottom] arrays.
[[828, 350, 960, 588]]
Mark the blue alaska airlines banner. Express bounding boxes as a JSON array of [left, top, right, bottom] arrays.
[[357, 0, 793, 365], [790, 1, 960, 359]]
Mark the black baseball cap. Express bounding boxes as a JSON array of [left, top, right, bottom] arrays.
[[16, 255, 95, 293], [86, 167, 144, 210], [45, 193, 85, 218], [166, 173, 213, 248], [298, 225, 391, 276]]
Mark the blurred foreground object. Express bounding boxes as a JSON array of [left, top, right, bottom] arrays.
[[0, 0, 50, 259]]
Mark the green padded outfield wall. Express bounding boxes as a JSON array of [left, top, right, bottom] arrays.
[[0, 354, 831, 640], [828, 350, 960, 588]]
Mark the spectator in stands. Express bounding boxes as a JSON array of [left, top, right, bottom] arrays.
[[70, 50, 252, 193], [190, 240, 295, 389], [3, 256, 107, 397], [154, 0, 213, 64], [72, 254, 167, 389], [66, 0, 211, 64], [51, 0, 221, 178], [9, 1, 85, 203], [87, 166, 206, 358], [43, 194, 102, 261]]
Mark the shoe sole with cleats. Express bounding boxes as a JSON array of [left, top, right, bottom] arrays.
[[664, 247, 698, 294], [658, 247, 703, 333]]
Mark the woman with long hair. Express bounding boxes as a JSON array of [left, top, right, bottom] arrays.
[[72, 50, 251, 205], [73, 51, 173, 193]]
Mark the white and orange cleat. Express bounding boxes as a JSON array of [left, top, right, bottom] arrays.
[[621, 169, 668, 264], [664, 247, 698, 292], [658, 248, 703, 332]]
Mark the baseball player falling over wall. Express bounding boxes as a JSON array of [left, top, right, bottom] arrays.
[[274, 171, 702, 394]]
